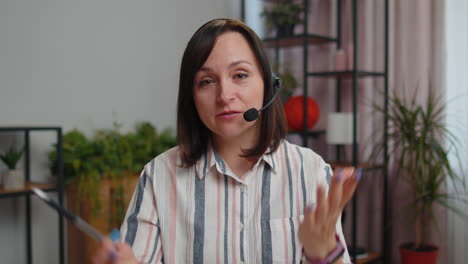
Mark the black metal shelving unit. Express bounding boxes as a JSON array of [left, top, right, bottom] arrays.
[[242, 0, 389, 263], [0, 126, 64, 264]]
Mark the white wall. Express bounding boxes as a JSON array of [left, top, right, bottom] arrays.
[[445, 0, 468, 263], [0, 0, 238, 263]]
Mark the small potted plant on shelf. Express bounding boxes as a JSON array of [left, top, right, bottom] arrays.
[[1, 146, 24, 190], [261, 1, 305, 38], [372, 86, 467, 264]]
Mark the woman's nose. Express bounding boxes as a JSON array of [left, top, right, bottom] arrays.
[[216, 80, 235, 104]]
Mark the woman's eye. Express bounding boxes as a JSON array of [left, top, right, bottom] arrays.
[[199, 79, 214, 86], [235, 73, 248, 79]]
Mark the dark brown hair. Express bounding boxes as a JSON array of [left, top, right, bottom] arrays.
[[177, 18, 287, 167]]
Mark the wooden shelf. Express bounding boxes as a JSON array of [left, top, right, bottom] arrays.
[[287, 129, 325, 139], [0, 126, 61, 132], [263, 34, 337, 48], [356, 251, 381, 264], [329, 161, 383, 171], [260, 0, 285, 3], [0, 181, 57, 198], [308, 71, 385, 78]]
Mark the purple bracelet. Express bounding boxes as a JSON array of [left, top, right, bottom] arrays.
[[302, 234, 345, 264]]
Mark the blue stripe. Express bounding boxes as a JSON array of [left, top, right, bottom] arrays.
[[260, 166, 272, 264], [213, 150, 226, 174], [213, 149, 229, 263], [193, 170, 206, 264], [148, 220, 161, 263], [284, 143, 296, 263], [269, 152, 276, 170], [125, 169, 148, 246], [296, 147, 307, 211], [224, 175, 229, 264], [325, 165, 332, 185], [203, 152, 208, 176], [240, 187, 245, 261]]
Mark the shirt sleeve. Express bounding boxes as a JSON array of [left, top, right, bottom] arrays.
[[120, 166, 163, 264], [315, 157, 352, 264]]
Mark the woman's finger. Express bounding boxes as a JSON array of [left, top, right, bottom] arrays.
[[113, 242, 140, 264], [314, 184, 328, 223], [92, 238, 116, 264], [340, 168, 361, 208], [302, 203, 315, 228], [342, 167, 355, 181], [328, 168, 344, 215]]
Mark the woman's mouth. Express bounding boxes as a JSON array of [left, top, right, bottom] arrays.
[[217, 111, 241, 120]]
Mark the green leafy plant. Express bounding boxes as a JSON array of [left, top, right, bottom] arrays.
[[130, 122, 177, 173], [273, 62, 300, 100], [261, 1, 305, 37], [49, 121, 176, 225], [372, 86, 467, 251], [0, 146, 23, 170]]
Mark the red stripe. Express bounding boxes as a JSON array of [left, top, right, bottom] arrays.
[[216, 171, 222, 264], [256, 164, 263, 263], [293, 150, 301, 216], [141, 207, 157, 260], [187, 168, 194, 263], [168, 150, 178, 263], [155, 248, 163, 263], [280, 145, 290, 262], [231, 177, 237, 264]]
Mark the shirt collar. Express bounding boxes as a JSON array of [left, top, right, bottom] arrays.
[[261, 146, 278, 172], [194, 145, 217, 180], [194, 143, 279, 180]]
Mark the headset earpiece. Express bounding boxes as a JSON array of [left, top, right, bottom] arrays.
[[273, 77, 282, 93]]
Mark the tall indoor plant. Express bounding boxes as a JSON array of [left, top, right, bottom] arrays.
[[373, 87, 467, 264]]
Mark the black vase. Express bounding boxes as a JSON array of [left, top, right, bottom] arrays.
[[276, 23, 296, 38]]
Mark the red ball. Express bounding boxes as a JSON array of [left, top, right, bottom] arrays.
[[284, 96, 320, 131]]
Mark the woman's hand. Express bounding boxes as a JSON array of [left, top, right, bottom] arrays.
[[298, 167, 360, 260], [92, 237, 139, 264]]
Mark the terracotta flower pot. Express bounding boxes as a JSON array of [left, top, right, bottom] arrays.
[[399, 242, 439, 264]]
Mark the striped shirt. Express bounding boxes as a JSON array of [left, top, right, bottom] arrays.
[[120, 140, 351, 264]]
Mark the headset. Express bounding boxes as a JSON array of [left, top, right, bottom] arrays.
[[243, 73, 282, 122]]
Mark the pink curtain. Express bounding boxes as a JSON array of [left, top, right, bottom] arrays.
[[282, 0, 447, 263]]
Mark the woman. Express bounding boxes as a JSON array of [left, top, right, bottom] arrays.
[[93, 18, 359, 264]]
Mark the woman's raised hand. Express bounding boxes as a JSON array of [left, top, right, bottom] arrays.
[[298, 167, 361, 260]]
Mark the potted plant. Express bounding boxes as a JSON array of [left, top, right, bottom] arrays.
[[273, 62, 300, 102], [372, 87, 467, 264], [261, 1, 305, 38], [0, 146, 24, 190], [48, 121, 176, 263]]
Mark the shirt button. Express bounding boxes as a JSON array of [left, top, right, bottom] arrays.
[[240, 186, 246, 192], [239, 223, 245, 230]]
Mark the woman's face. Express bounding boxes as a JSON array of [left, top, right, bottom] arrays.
[[193, 31, 264, 143]]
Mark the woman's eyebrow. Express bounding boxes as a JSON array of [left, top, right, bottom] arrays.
[[199, 60, 253, 72], [228, 60, 253, 68]]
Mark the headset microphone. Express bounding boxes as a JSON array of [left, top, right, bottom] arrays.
[[243, 76, 282, 122]]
